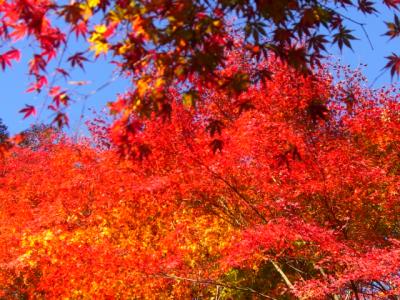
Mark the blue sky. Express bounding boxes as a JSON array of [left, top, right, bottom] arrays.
[[0, 41, 130, 135], [327, 3, 399, 86], [0, 3, 398, 135]]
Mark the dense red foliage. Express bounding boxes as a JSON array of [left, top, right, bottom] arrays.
[[0, 56, 399, 298]]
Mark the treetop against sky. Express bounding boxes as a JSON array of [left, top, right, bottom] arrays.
[[0, 0, 399, 135]]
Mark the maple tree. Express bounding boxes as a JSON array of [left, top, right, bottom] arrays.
[[1, 0, 400, 133], [0, 50, 399, 299], [1, 1, 400, 298]]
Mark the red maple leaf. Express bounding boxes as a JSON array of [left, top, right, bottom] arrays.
[[0, 48, 20, 70], [19, 105, 36, 119]]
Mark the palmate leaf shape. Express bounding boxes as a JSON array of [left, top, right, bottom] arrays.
[[52, 112, 69, 127], [0, 48, 20, 70], [332, 26, 357, 51], [383, 0, 400, 9], [19, 104, 36, 119], [357, 0, 378, 14], [385, 53, 400, 77], [67, 52, 88, 69], [385, 14, 400, 40]]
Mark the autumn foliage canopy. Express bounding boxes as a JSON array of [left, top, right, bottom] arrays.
[[1, 0, 400, 299], [0, 50, 400, 298]]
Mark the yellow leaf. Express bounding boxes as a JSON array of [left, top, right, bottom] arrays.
[[137, 79, 148, 97], [88, 27, 109, 56], [44, 230, 54, 241], [79, 3, 93, 21], [213, 20, 222, 28], [155, 77, 165, 88], [89, 41, 109, 56], [94, 24, 107, 34], [87, 0, 100, 8], [117, 44, 129, 55]]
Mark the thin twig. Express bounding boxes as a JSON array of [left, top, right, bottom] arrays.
[[270, 260, 294, 290], [36, 31, 72, 123], [199, 160, 268, 224], [320, 5, 374, 51], [360, 24, 374, 51], [369, 69, 386, 88]]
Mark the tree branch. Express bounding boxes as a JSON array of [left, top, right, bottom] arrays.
[[270, 260, 294, 290]]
